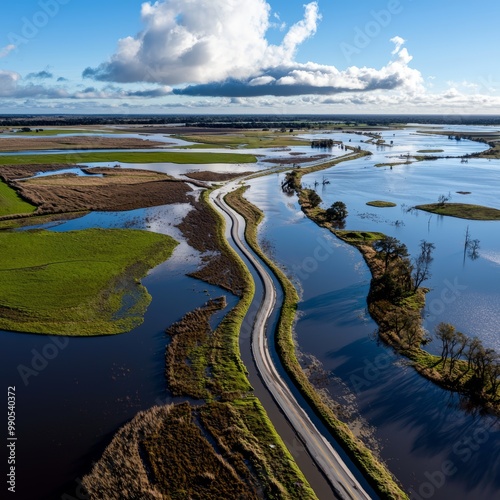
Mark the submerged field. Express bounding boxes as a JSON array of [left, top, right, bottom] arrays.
[[0, 228, 177, 335]]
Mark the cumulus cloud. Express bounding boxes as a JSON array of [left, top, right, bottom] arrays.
[[0, 71, 22, 95], [84, 0, 320, 86], [0, 44, 16, 58], [175, 38, 424, 97], [26, 70, 54, 80], [83, 0, 425, 100]]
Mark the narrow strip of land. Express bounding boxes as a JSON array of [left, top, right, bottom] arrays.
[[210, 185, 372, 500]]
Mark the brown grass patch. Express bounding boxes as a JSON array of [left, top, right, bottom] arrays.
[[83, 399, 314, 500], [177, 192, 247, 296], [166, 297, 227, 399], [0, 136, 168, 152], [16, 179, 191, 214], [0, 163, 80, 182]]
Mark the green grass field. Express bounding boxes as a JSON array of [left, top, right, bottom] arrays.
[[0, 228, 177, 335], [177, 131, 310, 149], [0, 151, 257, 166], [416, 203, 500, 220], [0, 180, 36, 217]]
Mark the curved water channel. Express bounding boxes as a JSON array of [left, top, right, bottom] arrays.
[[1, 127, 499, 498]]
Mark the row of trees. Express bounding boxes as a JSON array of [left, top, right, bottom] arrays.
[[436, 323, 500, 402], [281, 171, 349, 226], [311, 139, 336, 148]]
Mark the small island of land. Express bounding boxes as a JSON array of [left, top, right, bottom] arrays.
[[416, 202, 500, 220], [416, 149, 444, 153], [366, 200, 397, 208]]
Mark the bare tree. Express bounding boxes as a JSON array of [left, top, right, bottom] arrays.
[[435, 322, 456, 365], [412, 240, 435, 292], [437, 192, 451, 206], [448, 331, 468, 376], [465, 337, 483, 374]]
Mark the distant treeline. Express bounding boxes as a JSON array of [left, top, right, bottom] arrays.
[[2, 114, 500, 128]]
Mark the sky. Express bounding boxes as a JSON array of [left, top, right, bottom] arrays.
[[1, 0, 500, 115]]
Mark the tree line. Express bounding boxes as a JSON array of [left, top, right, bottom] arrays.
[[436, 322, 500, 403]]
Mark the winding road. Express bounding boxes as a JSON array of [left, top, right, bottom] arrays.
[[209, 184, 373, 500]]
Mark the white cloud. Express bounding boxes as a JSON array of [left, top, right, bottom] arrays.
[[0, 70, 21, 95], [83, 1, 426, 101], [390, 36, 405, 55], [85, 0, 275, 84], [0, 44, 15, 58], [0, 70, 172, 100], [84, 0, 321, 86]]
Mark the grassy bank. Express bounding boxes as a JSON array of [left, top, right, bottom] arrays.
[[294, 149, 371, 179], [0, 228, 177, 335], [0, 179, 36, 217], [0, 211, 88, 230], [416, 202, 500, 220], [0, 128, 91, 137], [0, 150, 257, 166], [334, 230, 500, 413], [177, 190, 248, 297], [225, 186, 408, 500]]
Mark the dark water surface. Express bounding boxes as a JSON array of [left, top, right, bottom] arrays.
[[245, 128, 500, 499], [1, 204, 237, 499]]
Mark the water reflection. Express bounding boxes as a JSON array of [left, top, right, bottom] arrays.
[[1, 202, 238, 499], [244, 127, 500, 499]]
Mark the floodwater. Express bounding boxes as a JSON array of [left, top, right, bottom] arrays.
[[0, 203, 238, 499], [244, 128, 500, 499], [2, 126, 499, 499]]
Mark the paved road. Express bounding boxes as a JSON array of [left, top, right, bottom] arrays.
[[210, 185, 373, 500]]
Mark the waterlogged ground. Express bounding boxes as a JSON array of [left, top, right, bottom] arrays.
[[244, 127, 500, 500], [1, 202, 238, 499], [2, 126, 499, 499]]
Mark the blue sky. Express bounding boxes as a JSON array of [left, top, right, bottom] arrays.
[[1, 0, 499, 114]]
